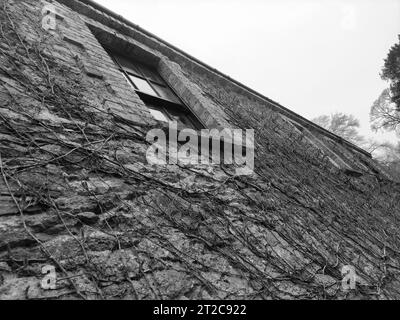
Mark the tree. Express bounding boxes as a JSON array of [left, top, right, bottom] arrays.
[[370, 88, 400, 135], [312, 112, 364, 145], [381, 35, 400, 110], [370, 35, 400, 135], [372, 141, 400, 180]]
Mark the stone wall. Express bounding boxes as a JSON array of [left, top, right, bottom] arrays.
[[0, 0, 400, 300]]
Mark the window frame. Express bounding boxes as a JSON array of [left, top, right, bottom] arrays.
[[106, 49, 204, 130]]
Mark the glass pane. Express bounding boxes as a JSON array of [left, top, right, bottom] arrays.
[[122, 73, 136, 90], [113, 54, 141, 76], [148, 107, 169, 122], [152, 83, 181, 103], [128, 74, 157, 95], [138, 65, 163, 83]]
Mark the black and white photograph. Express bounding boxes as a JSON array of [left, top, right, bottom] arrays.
[[0, 0, 400, 310]]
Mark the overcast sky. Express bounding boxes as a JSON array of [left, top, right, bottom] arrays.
[[95, 0, 400, 143]]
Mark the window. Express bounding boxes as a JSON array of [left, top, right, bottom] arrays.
[[107, 50, 203, 130]]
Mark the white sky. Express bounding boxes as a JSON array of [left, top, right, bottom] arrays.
[[95, 0, 400, 143]]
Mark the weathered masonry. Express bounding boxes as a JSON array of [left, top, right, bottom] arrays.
[[0, 0, 400, 300]]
